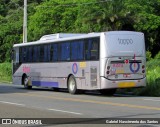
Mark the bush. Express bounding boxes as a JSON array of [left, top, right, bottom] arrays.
[[146, 51, 152, 61], [154, 51, 160, 59], [0, 62, 12, 82]]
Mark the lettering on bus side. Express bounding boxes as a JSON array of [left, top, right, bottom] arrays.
[[112, 64, 123, 68], [22, 66, 30, 73], [118, 38, 133, 45]]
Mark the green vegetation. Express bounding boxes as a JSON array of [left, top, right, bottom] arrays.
[[137, 54, 160, 96], [0, 63, 12, 83], [0, 0, 160, 62]]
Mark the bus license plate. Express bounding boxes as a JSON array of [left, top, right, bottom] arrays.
[[118, 82, 135, 88]]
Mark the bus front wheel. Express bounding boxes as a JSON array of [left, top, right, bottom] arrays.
[[68, 75, 79, 94], [23, 75, 32, 89]]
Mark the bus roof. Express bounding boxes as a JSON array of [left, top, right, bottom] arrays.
[[39, 33, 87, 41], [13, 31, 143, 48], [13, 32, 101, 48]]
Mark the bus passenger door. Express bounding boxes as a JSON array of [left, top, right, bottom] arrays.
[[12, 47, 20, 74]]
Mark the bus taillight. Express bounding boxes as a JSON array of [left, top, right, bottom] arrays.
[[142, 65, 145, 73], [106, 66, 110, 75], [107, 66, 110, 70], [142, 65, 145, 69]]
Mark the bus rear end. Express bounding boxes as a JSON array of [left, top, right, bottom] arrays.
[[100, 31, 146, 90]]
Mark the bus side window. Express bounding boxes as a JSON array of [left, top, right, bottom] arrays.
[[85, 38, 99, 60], [50, 44, 54, 62], [40, 45, 44, 62], [37, 46, 40, 62], [71, 42, 78, 60], [53, 44, 58, 61], [44, 45, 48, 62], [22, 47, 27, 63], [26, 47, 29, 63], [91, 38, 99, 60], [78, 41, 84, 60], [19, 48, 22, 63], [50, 43, 58, 62], [61, 42, 70, 61], [47, 44, 51, 62], [12, 48, 19, 63], [28, 47, 33, 62], [33, 46, 36, 62], [85, 39, 92, 60], [71, 41, 84, 60]]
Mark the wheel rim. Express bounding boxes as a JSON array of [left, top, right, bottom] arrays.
[[24, 77, 28, 86], [69, 78, 75, 91]]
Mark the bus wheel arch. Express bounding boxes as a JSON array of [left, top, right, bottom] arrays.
[[22, 73, 32, 89], [67, 74, 79, 94]]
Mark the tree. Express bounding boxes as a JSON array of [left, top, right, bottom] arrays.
[[28, 0, 79, 41], [0, 0, 160, 62], [75, 0, 135, 32], [126, 0, 160, 55]]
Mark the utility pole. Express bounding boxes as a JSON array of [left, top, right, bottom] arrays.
[[23, 0, 27, 43]]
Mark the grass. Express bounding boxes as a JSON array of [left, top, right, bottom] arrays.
[[136, 58, 160, 96], [0, 62, 12, 83], [138, 52, 160, 96]]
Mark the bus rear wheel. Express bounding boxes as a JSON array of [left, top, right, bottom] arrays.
[[23, 75, 32, 89], [68, 75, 79, 94], [99, 89, 116, 96]]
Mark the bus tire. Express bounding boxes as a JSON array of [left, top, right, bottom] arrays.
[[23, 75, 32, 89], [68, 75, 78, 94], [99, 89, 116, 96]]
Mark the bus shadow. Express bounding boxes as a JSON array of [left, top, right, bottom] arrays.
[[16, 87, 71, 95], [84, 90, 138, 97], [0, 83, 143, 98], [0, 83, 29, 94], [17, 87, 140, 98]]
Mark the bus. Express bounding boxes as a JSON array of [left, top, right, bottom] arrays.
[[12, 31, 146, 95]]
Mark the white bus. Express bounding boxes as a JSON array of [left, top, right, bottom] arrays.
[[12, 31, 146, 95]]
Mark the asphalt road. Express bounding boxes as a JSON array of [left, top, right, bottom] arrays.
[[0, 83, 160, 127]]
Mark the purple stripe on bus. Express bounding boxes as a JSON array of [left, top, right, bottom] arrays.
[[32, 81, 59, 87]]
